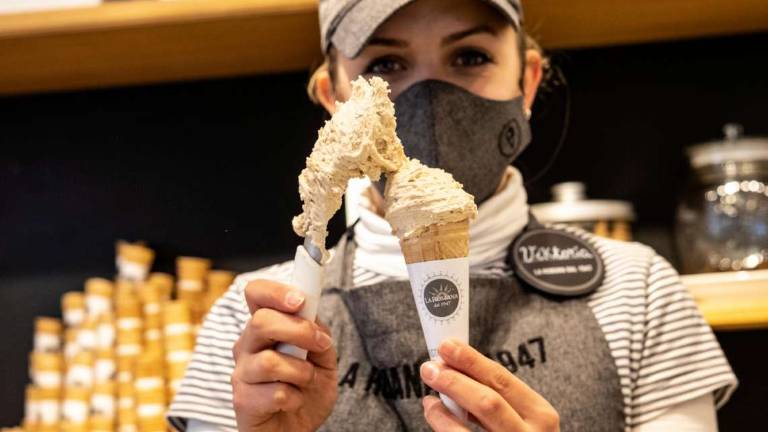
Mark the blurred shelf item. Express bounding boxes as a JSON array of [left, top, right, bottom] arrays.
[[683, 269, 768, 331], [0, 0, 100, 15], [0, 0, 767, 95]]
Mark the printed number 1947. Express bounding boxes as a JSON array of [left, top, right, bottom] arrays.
[[494, 336, 546, 374]]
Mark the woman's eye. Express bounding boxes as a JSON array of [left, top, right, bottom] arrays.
[[364, 57, 406, 75], [452, 49, 492, 68]]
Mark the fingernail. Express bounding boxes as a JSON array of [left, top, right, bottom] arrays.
[[421, 361, 440, 383], [315, 330, 332, 350], [441, 340, 460, 359], [285, 291, 305, 308]]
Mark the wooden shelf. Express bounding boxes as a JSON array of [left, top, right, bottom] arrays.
[[683, 270, 768, 331], [523, 0, 768, 50], [0, 0, 767, 95], [0, 0, 321, 95]]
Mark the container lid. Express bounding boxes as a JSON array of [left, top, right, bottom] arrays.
[[688, 123, 768, 168], [531, 182, 636, 223]]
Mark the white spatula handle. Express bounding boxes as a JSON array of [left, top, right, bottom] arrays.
[[276, 245, 324, 359]]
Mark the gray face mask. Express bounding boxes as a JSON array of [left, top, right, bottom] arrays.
[[380, 80, 532, 204]]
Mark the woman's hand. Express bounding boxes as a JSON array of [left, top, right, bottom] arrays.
[[231, 279, 338, 432], [420, 340, 560, 432]]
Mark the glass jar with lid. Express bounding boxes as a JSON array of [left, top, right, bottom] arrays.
[[676, 124, 768, 274]]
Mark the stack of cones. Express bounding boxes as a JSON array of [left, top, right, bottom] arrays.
[[61, 387, 90, 432], [23, 386, 39, 431], [29, 352, 63, 393], [162, 301, 194, 399], [33, 318, 62, 353], [65, 351, 94, 389], [139, 283, 165, 356], [61, 292, 85, 328], [115, 294, 142, 361], [94, 349, 116, 386], [116, 242, 155, 283], [147, 274, 173, 303], [116, 359, 137, 432], [85, 279, 113, 320], [17, 243, 234, 432], [134, 353, 166, 432], [175, 257, 211, 329], [63, 328, 80, 364], [205, 271, 235, 312], [91, 381, 116, 423], [36, 386, 60, 432]]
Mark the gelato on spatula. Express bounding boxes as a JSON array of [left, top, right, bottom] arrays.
[[292, 76, 406, 261]]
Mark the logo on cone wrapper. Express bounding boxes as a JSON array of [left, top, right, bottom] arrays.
[[424, 280, 460, 318], [416, 272, 464, 324]]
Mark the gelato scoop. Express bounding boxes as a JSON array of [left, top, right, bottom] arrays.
[[384, 158, 478, 242]]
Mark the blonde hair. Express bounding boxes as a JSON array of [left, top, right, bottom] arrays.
[[307, 28, 547, 104]]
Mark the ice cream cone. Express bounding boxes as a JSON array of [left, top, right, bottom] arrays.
[[399, 220, 469, 264], [400, 220, 471, 423]]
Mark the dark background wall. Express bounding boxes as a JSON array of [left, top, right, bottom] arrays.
[[1, 32, 767, 429]]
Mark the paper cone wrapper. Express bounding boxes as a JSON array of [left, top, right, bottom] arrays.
[[401, 220, 470, 422]]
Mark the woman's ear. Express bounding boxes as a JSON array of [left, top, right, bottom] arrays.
[[522, 49, 543, 111], [315, 68, 338, 115]]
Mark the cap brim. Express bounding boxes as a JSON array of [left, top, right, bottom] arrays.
[[330, 0, 415, 58]]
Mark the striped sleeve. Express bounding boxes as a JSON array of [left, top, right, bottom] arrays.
[[627, 254, 738, 427], [167, 262, 294, 432]]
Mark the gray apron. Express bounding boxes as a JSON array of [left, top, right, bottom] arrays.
[[317, 227, 625, 431]]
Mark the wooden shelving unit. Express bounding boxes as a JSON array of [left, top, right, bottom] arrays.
[[0, 0, 321, 95], [683, 270, 768, 331], [0, 0, 767, 95]]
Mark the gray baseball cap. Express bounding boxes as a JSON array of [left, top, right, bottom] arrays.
[[319, 0, 523, 58]]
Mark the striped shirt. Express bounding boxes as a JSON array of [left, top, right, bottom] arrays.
[[167, 227, 737, 431]]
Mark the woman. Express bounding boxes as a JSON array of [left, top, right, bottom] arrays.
[[168, 0, 737, 431]]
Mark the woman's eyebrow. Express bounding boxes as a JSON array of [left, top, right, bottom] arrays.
[[442, 24, 498, 45], [367, 37, 409, 48], [365, 24, 498, 49]]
